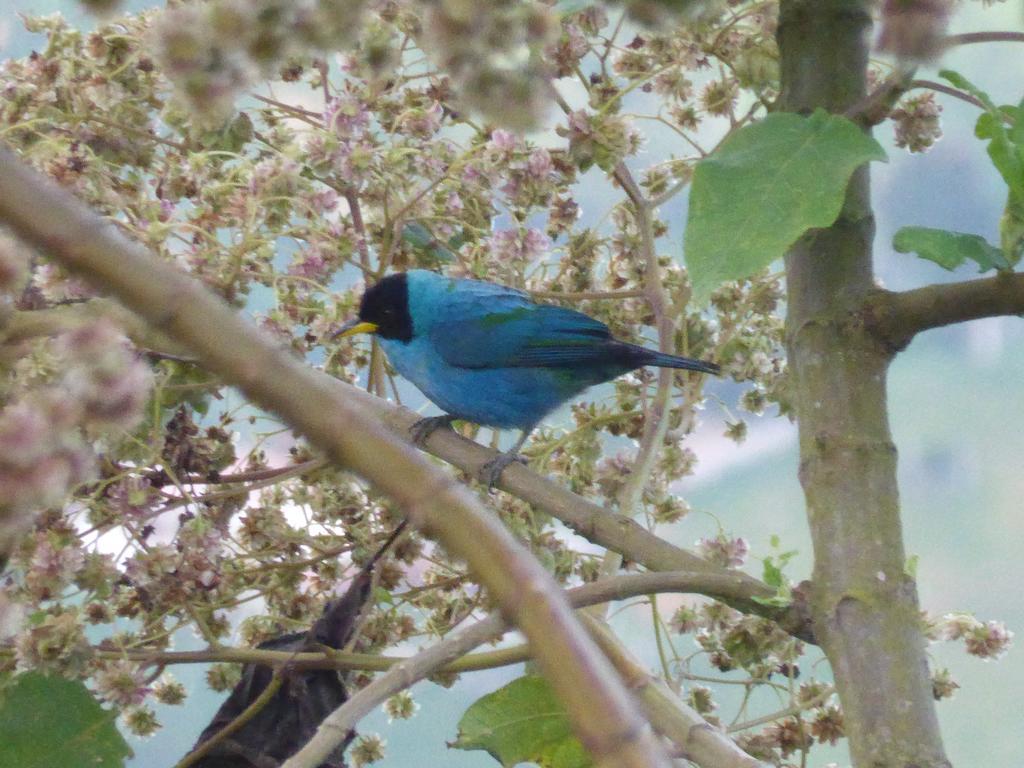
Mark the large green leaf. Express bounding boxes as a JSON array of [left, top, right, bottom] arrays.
[[452, 675, 590, 768], [0, 673, 132, 768], [892, 226, 1010, 272], [684, 109, 887, 304]]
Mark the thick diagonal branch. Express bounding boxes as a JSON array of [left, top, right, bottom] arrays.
[[0, 144, 672, 768], [862, 272, 1024, 352]]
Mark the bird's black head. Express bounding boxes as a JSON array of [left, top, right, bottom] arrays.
[[358, 273, 413, 342]]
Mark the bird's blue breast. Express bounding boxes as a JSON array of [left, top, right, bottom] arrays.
[[379, 335, 587, 428]]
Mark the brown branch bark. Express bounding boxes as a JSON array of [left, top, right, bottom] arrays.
[[845, 67, 915, 128], [778, 2, 950, 767], [0, 144, 672, 768], [862, 272, 1024, 352]]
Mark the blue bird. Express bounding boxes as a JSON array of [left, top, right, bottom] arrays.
[[334, 270, 719, 485]]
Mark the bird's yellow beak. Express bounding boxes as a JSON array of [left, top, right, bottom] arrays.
[[332, 319, 379, 339]]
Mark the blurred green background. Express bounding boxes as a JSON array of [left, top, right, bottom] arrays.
[[2, 1, 1021, 766]]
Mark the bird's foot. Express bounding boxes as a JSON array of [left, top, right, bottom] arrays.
[[477, 451, 528, 491], [409, 415, 457, 447]]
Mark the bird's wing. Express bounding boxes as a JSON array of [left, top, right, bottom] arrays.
[[430, 294, 617, 370]]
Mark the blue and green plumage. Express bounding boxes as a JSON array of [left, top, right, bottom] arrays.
[[340, 270, 719, 432]]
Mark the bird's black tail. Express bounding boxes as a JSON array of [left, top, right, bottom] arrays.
[[646, 349, 720, 375]]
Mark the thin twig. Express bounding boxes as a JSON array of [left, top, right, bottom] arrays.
[[945, 31, 1024, 47], [844, 67, 916, 127], [648, 177, 691, 209], [909, 79, 986, 111], [727, 685, 835, 733]]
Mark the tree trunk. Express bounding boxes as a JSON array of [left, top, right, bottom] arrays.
[[777, 2, 951, 766]]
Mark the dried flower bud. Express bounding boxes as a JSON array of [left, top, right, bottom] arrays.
[[14, 609, 92, 676], [891, 93, 943, 153], [561, 110, 641, 172], [95, 659, 151, 707], [724, 419, 747, 443], [384, 690, 419, 721], [206, 662, 242, 692], [153, 677, 188, 705], [123, 705, 160, 737], [700, 78, 738, 118], [57, 320, 153, 429], [943, 613, 1014, 659], [351, 732, 387, 767], [670, 605, 700, 634], [25, 535, 85, 601], [688, 684, 717, 714], [931, 667, 959, 700], [797, 679, 830, 706], [0, 394, 96, 516], [84, 601, 114, 624], [810, 704, 844, 745], [766, 717, 812, 757], [34, 263, 96, 303], [697, 533, 749, 568]]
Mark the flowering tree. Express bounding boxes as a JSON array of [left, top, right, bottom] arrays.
[[0, 1, 1019, 768]]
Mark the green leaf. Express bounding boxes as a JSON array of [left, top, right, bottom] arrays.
[[943, 70, 1023, 190], [974, 110, 1010, 141], [762, 558, 783, 589], [685, 109, 887, 304], [452, 675, 590, 768], [892, 227, 1010, 272], [1006, 99, 1024, 145], [0, 673, 132, 768]]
